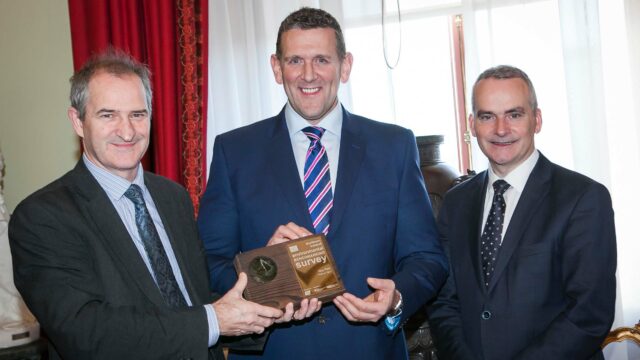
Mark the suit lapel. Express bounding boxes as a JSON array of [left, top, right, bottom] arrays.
[[488, 155, 552, 291], [329, 109, 365, 238], [266, 110, 314, 229], [70, 161, 166, 307], [266, 107, 366, 235], [464, 172, 490, 291]]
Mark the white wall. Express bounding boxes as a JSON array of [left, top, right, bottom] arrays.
[[0, 0, 77, 213]]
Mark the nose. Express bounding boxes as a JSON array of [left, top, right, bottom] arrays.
[[302, 62, 316, 82], [117, 117, 136, 141], [495, 116, 508, 136]]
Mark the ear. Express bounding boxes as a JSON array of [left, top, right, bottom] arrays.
[[468, 113, 477, 137], [340, 52, 353, 83], [68, 107, 85, 138], [270, 54, 284, 85], [534, 108, 542, 134]]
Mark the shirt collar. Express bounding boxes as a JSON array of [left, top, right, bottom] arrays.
[[285, 101, 343, 138], [83, 153, 145, 200], [488, 149, 539, 194]]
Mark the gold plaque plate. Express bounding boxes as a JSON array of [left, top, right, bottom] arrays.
[[234, 234, 345, 310]]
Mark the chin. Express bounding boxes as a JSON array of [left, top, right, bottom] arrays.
[[110, 157, 142, 169]]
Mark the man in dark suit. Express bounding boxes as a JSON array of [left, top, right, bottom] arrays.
[[427, 65, 617, 359], [8, 50, 295, 360], [197, 7, 448, 360]]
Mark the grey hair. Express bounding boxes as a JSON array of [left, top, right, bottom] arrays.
[[69, 48, 152, 120], [471, 65, 538, 114]]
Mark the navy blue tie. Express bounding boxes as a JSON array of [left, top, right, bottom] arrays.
[[480, 180, 510, 288], [302, 126, 333, 235], [124, 184, 186, 308]]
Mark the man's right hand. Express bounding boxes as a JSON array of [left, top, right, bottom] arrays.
[[213, 272, 283, 336], [266, 222, 312, 246]]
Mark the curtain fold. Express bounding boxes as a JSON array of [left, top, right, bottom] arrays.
[[177, 0, 209, 212], [67, 0, 208, 211]]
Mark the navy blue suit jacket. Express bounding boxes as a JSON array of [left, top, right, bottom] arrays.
[[427, 153, 616, 359], [198, 107, 448, 359]]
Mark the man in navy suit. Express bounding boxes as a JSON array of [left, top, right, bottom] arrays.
[[427, 65, 617, 359], [197, 7, 448, 359]]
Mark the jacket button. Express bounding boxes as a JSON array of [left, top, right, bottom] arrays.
[[481, 310, 491, 320], [318, 315, 326, 324]]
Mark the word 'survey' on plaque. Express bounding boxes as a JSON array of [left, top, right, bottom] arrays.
[[233, 234, 345, 310]]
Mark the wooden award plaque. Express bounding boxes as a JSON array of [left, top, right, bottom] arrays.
[[233, 234, 345, 310]]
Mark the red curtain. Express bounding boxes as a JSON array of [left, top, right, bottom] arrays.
[[67, 0, 208, 211]]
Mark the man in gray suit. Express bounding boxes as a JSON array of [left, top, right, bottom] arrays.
[[8, 50, 309, 360]]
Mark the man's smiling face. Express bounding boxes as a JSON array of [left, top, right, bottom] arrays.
[[270, 27, 352, 124], [470, 77, 542, 177]]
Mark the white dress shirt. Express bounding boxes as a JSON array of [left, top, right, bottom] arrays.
[[286, 102, 342, 192], [481, 150, 540, 244]]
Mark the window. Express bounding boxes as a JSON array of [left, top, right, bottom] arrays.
[[343, 8, 465, 171]]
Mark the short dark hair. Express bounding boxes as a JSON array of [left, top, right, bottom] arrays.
[[69, 48, 152, 120], [276, 7, 346, 60], [471, 65, 538, 114]]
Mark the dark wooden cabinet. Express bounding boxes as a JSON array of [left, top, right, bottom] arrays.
[[406, 135, 474, 360]]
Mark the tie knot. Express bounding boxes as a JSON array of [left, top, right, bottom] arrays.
[[302, 126, 326, 143], [124, 184, 145, 206], [492, 179, 510, 195]]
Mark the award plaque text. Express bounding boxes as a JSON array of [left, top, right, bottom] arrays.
[[234, 234, 345, 310]]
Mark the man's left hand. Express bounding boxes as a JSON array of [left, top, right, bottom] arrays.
[[333, 277, 398, 323]]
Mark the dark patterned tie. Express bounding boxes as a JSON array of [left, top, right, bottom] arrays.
[[480, 180, 510, 287], [302, 126, 333, 235], [124, 184, 186, 308]]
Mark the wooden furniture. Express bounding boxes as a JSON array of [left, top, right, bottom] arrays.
[[602, 321, 640, 348], [405, 136, 475, 360]]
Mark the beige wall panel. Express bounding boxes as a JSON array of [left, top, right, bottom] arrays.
[[0, 0, 77, 212]]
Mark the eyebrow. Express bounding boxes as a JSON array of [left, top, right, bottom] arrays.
[[284, 54, 332, 61], [96, 108, 149, 113], [476, 110, 494, 116], [476, 107, 526, 116], [96, 109, 148, 114], [505, 107, 525, 114]]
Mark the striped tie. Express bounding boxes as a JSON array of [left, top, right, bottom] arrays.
[[302, 126, 333, 235]]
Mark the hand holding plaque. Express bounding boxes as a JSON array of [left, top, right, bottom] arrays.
[[234, 234, 345, 310]]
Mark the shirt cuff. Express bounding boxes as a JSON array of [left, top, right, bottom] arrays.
[[204, 304, 220, 346]]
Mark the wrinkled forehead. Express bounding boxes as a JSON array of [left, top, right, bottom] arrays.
[[280, 28, 340, 57]]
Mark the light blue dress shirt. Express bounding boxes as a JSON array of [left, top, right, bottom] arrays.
[[83, 155, 219, 346]]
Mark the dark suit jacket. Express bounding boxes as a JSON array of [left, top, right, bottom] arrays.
[[9, 161, 223, 360], [197, 107, 448, 359], [427, 153, 617, 360]]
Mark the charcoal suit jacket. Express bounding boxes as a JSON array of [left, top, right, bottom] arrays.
[[10, 160, 231, 360], [427, 153, 617, 359]]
